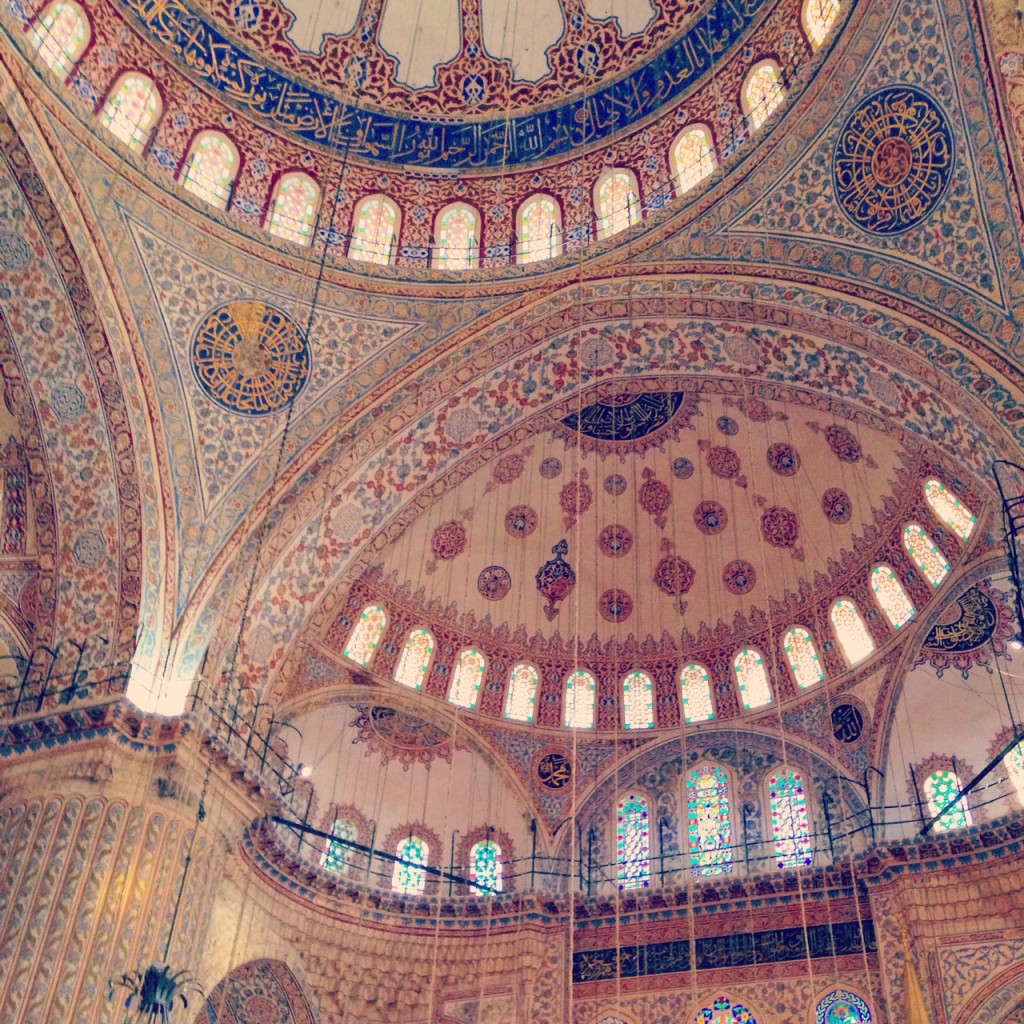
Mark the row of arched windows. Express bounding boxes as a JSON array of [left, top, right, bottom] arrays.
[[343, 480, 974, 729], [28, 0, 843, 260]]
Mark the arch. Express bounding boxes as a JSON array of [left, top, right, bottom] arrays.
[[1004, 742, 1024, 804], [393, 627, 435, 690], [100, 72, 161, 151], [733, 647, 772, 709], [616, 791, 651, 890], [691, 995, 759, 1023], [505, 662, 539, 722], [392, 834, 429, 894], [594, 168, 640, 239], [193, 960, 317, 1024], [802, 0, 841, 50], [565, 668, 596, 728], [349, 194, 400, 265], [783, 627, 824, 690], [812, 988, 873, 1023], [903, 523, 950, 587], [622, 670, 654, 729], [679, 662, 714, 722], [871, 564, 916, 628], [687, 763, 733, 876], [448, 647, 485, 709], [830, 599, 875, 665], [742, 59, 785, 132], [671, 124, 716, 195], [768, 769, 812, 868], [922, 766, 972, 831], [29, 0, 90, 76], [266, 172, 320, 246], [469, 838, 503, 894], [924, 478, 976, 541], [181, 130, 239, 210], [435, 201, 480, 270], [321, 817, 358, 874], [343, 604, 387, 667], [517, 193, 562, 263]]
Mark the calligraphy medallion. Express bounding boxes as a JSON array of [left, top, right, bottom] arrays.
[[537, 751, 572, 789]]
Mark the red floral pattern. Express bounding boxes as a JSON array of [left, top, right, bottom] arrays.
[[653, 556, 696, 596], [760, 506, 800, 548]]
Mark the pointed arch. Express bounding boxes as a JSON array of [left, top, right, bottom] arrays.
[[448, 647, 485, 709], [769, 769, 812, 868], [469, 838, 503, 893], [343, 604, 387, 667], [349, 194, 400, 264], [622, 670, 654, 729], [802, 0, 841, 49], [565, 668, 596, 728], [922, 767, 971, 831], [29, 0, 90, 76], [616, 791, 651, 890], [679, 662, 714, 722], [830, 599, 874, 665], [783, 627, 824, 690], [1005, 742, 1024, 804], [924, 479, 976, 541], [392, 834, 429, 894], [594, 168, 640, 239], [394, 627, 435, 690], [692, 995, 759, 1023], [733, 647, 772, 709], [903, 523, 950, 587], [100, 72, 161, 151], [181, 130, 239, 210], [194, 961, 317, 1024], [742, 59, 785, 131], [670, 124, 716, 195], [687, 763, 733, 876], [505, 662, 539, 722], [435, 201, 480, 269], [267, 172, 320, 245], [517, 193, 562, 263], [871, 564, 916, 628]]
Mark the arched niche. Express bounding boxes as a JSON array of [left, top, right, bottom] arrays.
[[194, 959, 317, 1024]]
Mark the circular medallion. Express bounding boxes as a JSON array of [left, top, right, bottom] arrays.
[[672, 457, 694, 480], [766, 442, 801, 476], [492, 453, 525, 484], [760, 506, 800, 548], [539, 457, 563, 479], [537, 752, 573, 789], [825, 424, 862, 463], [560, 479, 594, 519], [694, 500, 728, 535], [191, 301, 310, 415], [822, 487, 853, 524], [705, 445, 742, 480], [833, 86, 954, 234], [431, 520, 467, 560], [654, 556, 696, 596], [599, 588, 633, 623], [599, 524, 633, 558], [604, 473, 628, 496], [716, 416, 739, 436], [830, 703, 865, 744], [50, 384, 86, 422], [445, 407, 479, 442], [504, 505, 538, 538], [723, 559, 757, 595], [477, 565, 512, 601]]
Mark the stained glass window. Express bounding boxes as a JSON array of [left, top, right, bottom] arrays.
[[394, 628, 435, 690], [30, 0, 90, 75], [871, 564, 916, 628], [449, 648, 485, 709], [267, 172, 320, 245], [392, 835, 428, 894], [815, 990, 872, 1024], [671, 125, 716, 195], [693, 995, 757, 1024], [622, 670, 654, 729], [349, 195, 399, 265], [830, 599, 875, 665], [687, 765, 732, 876], [903, 523, 950, 587], [436, 202, 479, 270], [616, 792, 650, 889], [595, 169, 640, 239], [924, 769, 971, 831], [505, 663, 539, 723], [769, 770, 812, 868], [564, 668, 596, 729], [343, 604, 387, 667], [321, 818, 358, 874], [924, 479, 976, 541], [182, 132, 239, 210], [680, 662, 714, 722], [518, 194, 561, 263], [1005, 743, 1024, 802], [803, 0, 841, 49], [100, 73, 161, 150], [734, 648, 772, 709], [470, 839, 502, 894], [744, 61, 784, 132], [783, 627, 824, 690]]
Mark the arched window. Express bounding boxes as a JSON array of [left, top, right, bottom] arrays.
[[343, 604, 387, 667], [393, 628, 435, 690], [435, 202, 479, 270], [470, 839, 502, 894], [687, 764, 733, 876], [815, 990, 872, 1024], [622, 670, 654, 729], [1005, 743, 1024, 803], [505, 663, 539, 723], [671, 125, 716, 195], [692, 996, 758, 1023], [349, 195, 399, 265], [679, 662, 714, 722], [595, 169, 640, 239], [181, 131, 239, 210], [267, 172, 320, 246], [616, 792, 650, 890], [783, 627, 824, 690], [743, 60, 784, 132], [30, 0, 90, 75], [100, 72, 161, 151], [321, 818, 358, 874], [903, 523, 950, 587], [565, 668, 596, 729], [733, 648, 772, 709], [871, 565, 916, 628], [802, 0, 841, 49], [769, 769, 812, 868], [517, 194, 561, 264], [392, 835, 429, 894], [830, 599, 875, 665], [448, 648, 485, 709], [923, 768, 971, 831], [924, 479, 976, 541]]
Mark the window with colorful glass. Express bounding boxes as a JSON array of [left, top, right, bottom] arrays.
[[733, 648, 772, 709], [783, 627, 824, 690], [769, 769, 812, 868], [679, 662, 714, 722], [30, 0, 90, 76], [595, 169, 640, 239], [802, 0, 841, 49], [924, 479, 976, 541], [815, 990, 872, 1024], [692, 996, 757, 1024], [343, 604, 387, 667], [448, 648, 486, 709], [1005, 742, 1024, 803], [622, 670, 655, 729], [616, 792, 651, 890], [923, 768, 971, 831], [349, 195, 399, 265], [671, 125, 716, 195], [687, 764, 733, 876], [903, 523, 950, 587], [321, 818, 358, 874], [470, 839, 503, 894], [392, 835, 429, 894], [871, 564, 916, 628], [743, 60, 784, 131], [100, 72, 161, 151], [564, 668, 596, 729], [505, 663, 539, 723], [518, 194, 562, 263], [267, 173, 320, 246], [830, 599, 875, 665], [393, 628, 435, 690], [435, 202, 479, 270], [182, 131, 239, 210]]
